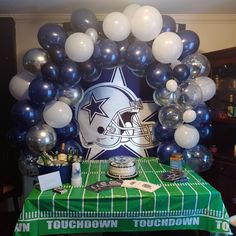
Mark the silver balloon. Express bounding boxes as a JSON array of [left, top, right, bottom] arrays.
[[23, 48, 49, 74], [59, 86, 84, 106], [181, 52, 211, 79], [153, 86, 175, 106], [26, 123, 57, 153], [18, 150, 39, 177]]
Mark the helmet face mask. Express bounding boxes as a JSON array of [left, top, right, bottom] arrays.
[[76, 83, 156, 149]]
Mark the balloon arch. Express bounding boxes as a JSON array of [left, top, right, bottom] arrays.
[[8, 4, 215, 177]]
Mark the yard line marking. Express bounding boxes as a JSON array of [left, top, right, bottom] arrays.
[[67, 186, 73, 215]]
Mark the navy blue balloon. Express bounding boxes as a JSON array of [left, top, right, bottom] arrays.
[[178, 30, 200, 59], [190, 104, 212, 128], [157, 141, 183, 165], [53, 139, 83, 156], [55, 119, 79, 141], [117, 39, 129, 65], [78, 59, 102, 82], [6, 126, 27, 147], [10, 100, 42, 128], [48, 44, 67, 65], [198, 123, 213, 143], [126, 41, 152, 71], [41, 62, 59, 82], [154, 122, 174, 142], [28, 77, 57, 105], [173, 64, 190, 82], [59, 60, 81, 87], [37, 23, 67, 50], [71, 8, 98, 32], [161, 15, 176, 33], [146, 63, 173, 89], [93, 39, 119, 69]]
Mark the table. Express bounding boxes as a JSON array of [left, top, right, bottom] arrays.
[[14, 158, 232, 235]]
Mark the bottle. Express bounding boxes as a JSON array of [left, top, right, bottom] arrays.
[[57, 143, 67, 162], [227, 94, 234, 118], [214, 74, 220, 90]]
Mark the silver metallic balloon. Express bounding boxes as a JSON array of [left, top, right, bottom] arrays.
[[23, 48, 49, 74], [26, 123, 57, 153], [59, 86, 84, 106]]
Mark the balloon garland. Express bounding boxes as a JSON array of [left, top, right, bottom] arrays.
[[8, 4, 215, 176]]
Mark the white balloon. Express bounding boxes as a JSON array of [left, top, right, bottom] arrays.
[[123, 4, 140, 22], [183, 109, 197, 123], [166, 79, 178, 92], [103, 12, 131, 41], [65, 33, 94, 62], [9, 71, 36, 100], [174, 124, 199, 149], [131, 5, 163, 42], [152, 32, 183, 64], [43, 101, 73, 128], [195, 76, 216, 101], [85, 28, 98, 43]]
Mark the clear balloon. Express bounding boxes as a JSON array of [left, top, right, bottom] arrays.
[[65, 33, 94, 62], [9, 71, 36, 100], [157, 141, 182, 164], [174, 124, 200, 149], [71, 8, 98, 32], [23, 48, 49, 74], [59, 85, 84, 107], [195, 76, 216, 102], [174, 80, 203, 109], [178, 30, 200, 59], [26, 123, 57, 153], [59, 60, 81, 87], [146, 63, 173, 89], [126, 41, 152, 71], [37, 23, 67, 50], [158, 104, 183, 129], [11, 100, 42, 128], [181, 52, 211, 79], [153, 86, 175, 106], [18, 149, 39, 177], [28, 77, 58, 105], [92, 39, 119, 69], [41, 62, 59, 82], [161, 15, 176, 33], [55, 119, 79, 142], [182, 144, 213, 172], [152, 32, 183, 64], [103, 12, 131, 41], [131, 5, 163, 42], [43, 101, 73, 128]]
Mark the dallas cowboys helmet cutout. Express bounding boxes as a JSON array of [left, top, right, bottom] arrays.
[[76, 83, 155, 149]]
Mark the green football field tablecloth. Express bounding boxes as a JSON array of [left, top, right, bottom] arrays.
[[14, 158, 232, 235]]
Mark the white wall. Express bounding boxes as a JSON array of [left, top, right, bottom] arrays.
[[10, 13, 236, 72]]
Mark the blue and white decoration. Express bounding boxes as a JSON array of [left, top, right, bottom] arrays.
[[8, 4, 215, 176], [76, 67, 158, 159]]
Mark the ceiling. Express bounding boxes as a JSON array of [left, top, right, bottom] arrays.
[[1, 0, 236, 15]]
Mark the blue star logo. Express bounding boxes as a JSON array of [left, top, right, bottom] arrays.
[[81, 93, 109, 124]]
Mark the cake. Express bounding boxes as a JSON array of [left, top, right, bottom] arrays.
[[107, 156, 137, 179]]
